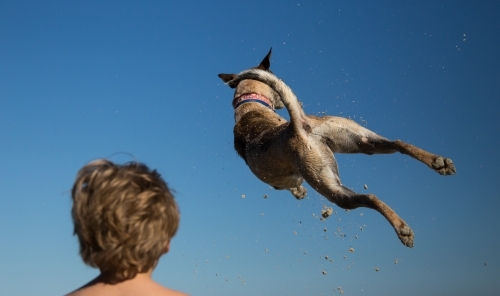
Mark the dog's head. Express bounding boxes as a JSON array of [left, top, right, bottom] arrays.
[[218, 48, 285, 109]]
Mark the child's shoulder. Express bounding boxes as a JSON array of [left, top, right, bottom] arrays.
[[153, 281, 189, 296], [160, 287, 189, 296], [65, 281, 188, 296]]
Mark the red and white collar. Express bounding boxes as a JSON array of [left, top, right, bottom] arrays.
[[232, 93, 273, 110]]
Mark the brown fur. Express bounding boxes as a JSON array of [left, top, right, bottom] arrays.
[[218, 49, 456, 247]]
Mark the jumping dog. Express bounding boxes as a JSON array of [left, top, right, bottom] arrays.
[[218, 49, 456, 247]]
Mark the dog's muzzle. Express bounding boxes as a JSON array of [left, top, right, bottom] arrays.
[[232, 93, 273, 110]]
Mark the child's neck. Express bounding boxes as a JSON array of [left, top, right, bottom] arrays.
[[97, 268, 154, 284]]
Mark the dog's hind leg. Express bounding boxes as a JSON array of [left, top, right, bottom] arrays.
[[318, 117, 456, 175], [385, 139, 455, 175], [290, 186, 307, 200], [353, 137, 456, 176], [273, 185, 308, 200], [303, 166, 414, 247]]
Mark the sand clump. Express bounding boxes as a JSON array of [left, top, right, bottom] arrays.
[[321, 205, 333, 218]]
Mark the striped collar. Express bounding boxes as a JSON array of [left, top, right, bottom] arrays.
[[232, 93, 273, 110]]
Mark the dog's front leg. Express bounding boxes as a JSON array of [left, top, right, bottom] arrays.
[[328, 187, 413, 247], [335, 189, 414, 247], [302, 165, 414, 247]]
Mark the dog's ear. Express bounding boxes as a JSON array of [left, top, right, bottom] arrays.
[[256, 48, 272, 71], [218, 73, 238, 88]]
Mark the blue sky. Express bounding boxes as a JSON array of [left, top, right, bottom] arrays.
[[1, 1, 499, 295]]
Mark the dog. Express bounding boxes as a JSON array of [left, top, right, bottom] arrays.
[[218, 49, 456, 247]]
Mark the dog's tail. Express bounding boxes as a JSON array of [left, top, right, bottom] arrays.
[[228, 69, 311, 135]]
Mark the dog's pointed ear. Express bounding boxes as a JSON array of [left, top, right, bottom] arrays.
[[257, 48, 272, 71], [218, 73, 238, 88]]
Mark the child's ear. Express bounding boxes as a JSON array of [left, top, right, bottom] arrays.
[[163, 241, 171, 254]]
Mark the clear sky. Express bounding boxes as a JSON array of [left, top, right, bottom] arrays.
[[1, 1, 499, 295]]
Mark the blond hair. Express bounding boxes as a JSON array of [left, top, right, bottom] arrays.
[[71, 159, 179, 283]]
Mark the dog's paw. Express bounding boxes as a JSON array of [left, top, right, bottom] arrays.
[[432, 156, 456, 176], [290, 186, 307, 200], [396, 223, 414, 248]]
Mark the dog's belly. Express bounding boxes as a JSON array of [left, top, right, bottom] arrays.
[[246, 151, 303, 188], [234, 111, 303, 188]]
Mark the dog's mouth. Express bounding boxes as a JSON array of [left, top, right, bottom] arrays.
[[232, 93, 274, 110]]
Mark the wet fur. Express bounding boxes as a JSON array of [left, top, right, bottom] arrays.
[[218, 50, 456, 247]]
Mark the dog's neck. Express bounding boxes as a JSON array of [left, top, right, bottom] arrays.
[[232, 93, 273, 110]]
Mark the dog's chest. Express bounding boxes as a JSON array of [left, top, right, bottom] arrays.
[[233, 111, 288, 163]]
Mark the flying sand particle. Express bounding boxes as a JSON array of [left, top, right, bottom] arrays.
[[321, 207, 333, 218]]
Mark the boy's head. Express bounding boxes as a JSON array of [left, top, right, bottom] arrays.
[[71, 159, 179, 283]]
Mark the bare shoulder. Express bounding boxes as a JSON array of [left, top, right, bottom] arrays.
[[64, 277, 188, 296], [64, 283, 107, 296], [155, 283, 189, 296], [162, 288, 189, 296], [64, 287, 95, 296], [65, 286, 188, 296]]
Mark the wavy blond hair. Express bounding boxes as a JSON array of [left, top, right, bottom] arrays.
[[71, 159, 179, 283]]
